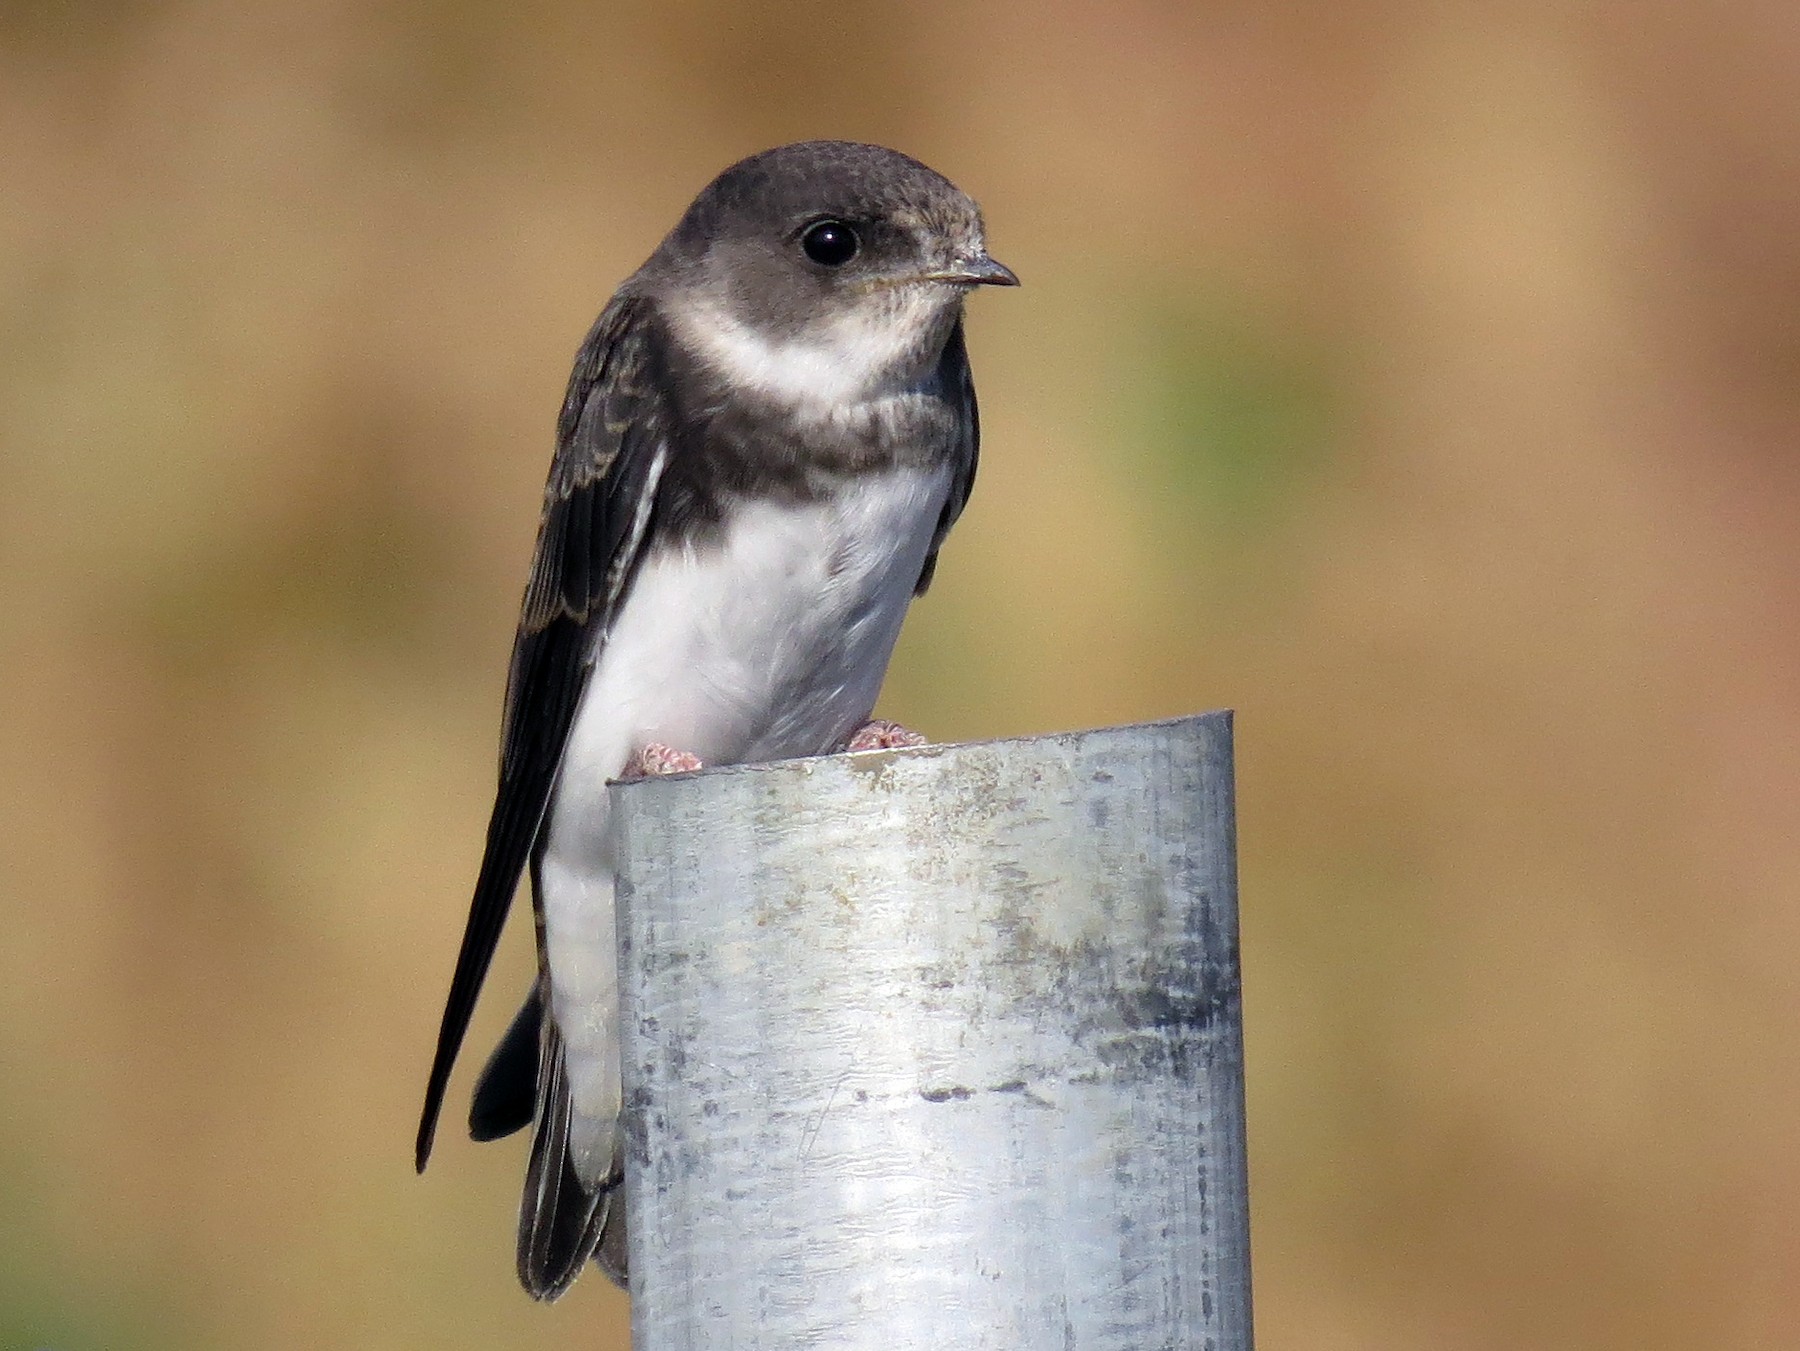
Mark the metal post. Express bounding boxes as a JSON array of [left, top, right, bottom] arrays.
[[610, 712, 1251, 1350]]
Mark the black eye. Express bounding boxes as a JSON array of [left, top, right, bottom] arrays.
[[801, 219, 859, 267]]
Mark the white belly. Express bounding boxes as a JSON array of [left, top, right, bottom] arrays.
[[537, 462, 952, 1182]]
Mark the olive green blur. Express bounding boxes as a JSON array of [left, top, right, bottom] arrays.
[[3, 3, 1796, 1348]]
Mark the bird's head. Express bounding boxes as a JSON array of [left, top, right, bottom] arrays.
[[651, 140, 1017, 408]]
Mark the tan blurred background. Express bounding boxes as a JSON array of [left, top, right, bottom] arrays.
[[4, 1, 1799, 1347]]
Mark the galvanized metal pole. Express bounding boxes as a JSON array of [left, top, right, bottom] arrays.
[[609, 712, 1251, 1351]]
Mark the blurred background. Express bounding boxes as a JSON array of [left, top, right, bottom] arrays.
[[3, 1, 1798, 1347]]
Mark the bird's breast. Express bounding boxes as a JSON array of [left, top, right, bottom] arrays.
[[585, 462, 952, 769]]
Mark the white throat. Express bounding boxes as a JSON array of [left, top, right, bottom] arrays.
[[668, 288, 949, 412]]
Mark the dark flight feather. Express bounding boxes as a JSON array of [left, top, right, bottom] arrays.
[[516, 1010, 614, 1300], [468, 987, 541, 1142], [415, 294, 671, 1173], [914, 317, 980, 595]]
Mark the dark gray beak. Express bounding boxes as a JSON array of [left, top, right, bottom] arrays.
[[929, 255, 1021, 287]]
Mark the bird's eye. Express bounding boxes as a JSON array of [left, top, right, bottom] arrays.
[[801, 220, 859, 267]]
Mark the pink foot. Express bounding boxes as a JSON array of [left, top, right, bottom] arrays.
[[843, 719, 929, 753], [623, 742, 704, 778]]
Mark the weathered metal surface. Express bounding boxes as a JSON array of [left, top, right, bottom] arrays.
[[611, 712, 1251, 1350]]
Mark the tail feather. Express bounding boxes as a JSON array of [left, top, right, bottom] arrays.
[[595, 1186, 629, 1287], [516, 1009, 623, 1300], [469, 989, 541, 1142]]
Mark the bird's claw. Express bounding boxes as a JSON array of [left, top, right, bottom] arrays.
[[842, 719, 928, 753], [624, 743, 705, 778]]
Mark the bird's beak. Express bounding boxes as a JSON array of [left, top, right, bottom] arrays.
[[925, 254, 1021, 287]]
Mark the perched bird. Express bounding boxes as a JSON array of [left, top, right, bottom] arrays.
[[413, 141, 1016, 1300]]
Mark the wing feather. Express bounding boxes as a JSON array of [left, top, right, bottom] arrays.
[[415, 294, 670, 1172], [914, 315, 980, 595]]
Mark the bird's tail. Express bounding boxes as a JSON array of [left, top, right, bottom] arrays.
[[513, 999, 628, 1299], [469, 988, 541, 1143]]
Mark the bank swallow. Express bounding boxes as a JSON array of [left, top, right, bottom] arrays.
[[415, 140, 1015, 1300]]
